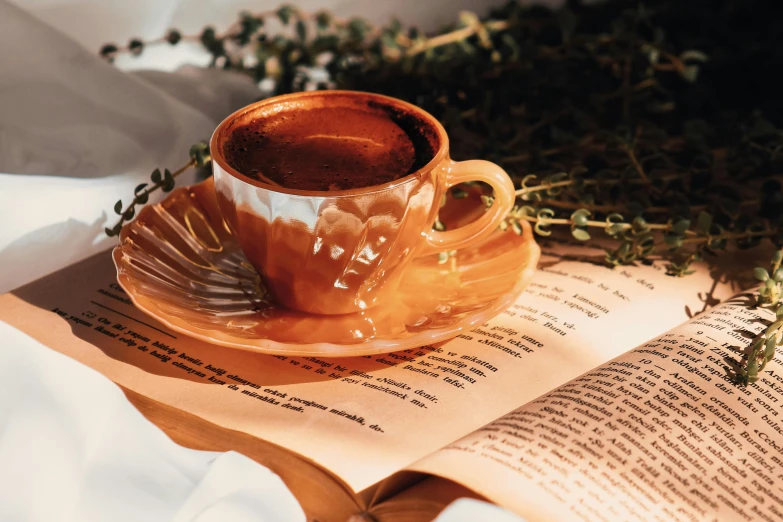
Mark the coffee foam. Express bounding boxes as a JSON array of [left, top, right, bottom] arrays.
[[222, 96, 438, 191]]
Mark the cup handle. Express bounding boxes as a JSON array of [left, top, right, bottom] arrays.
[[420, 159, 516, 256]]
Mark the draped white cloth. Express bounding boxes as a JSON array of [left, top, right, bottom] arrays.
[[0, 322, 305, 521], [0, 0, 528, 519]]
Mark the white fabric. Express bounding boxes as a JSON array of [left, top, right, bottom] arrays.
[[0, 0, 526, 519], [0, 321, 305, 522], [435, 498, 528, 522]]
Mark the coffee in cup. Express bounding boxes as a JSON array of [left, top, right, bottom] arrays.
[[222, 102, 436, 191]]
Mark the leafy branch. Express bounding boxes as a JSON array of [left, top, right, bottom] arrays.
[[734, 248, 783, 384], [104, 143, 210, 237], [99, 5, 514, 75]]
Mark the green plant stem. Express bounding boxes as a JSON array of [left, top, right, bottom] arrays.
[[651, 231, 774, 255], [622, 142, 649, 182], [105, 9, 512, 63], [772, 248, 783, 274], [641, 41, 687, 73], [404, 20, 510, 57], [515, 173, 681, 198], [538, 197, 760, 215], [680, 229, 773, 244], [105, 7, 352, 57], [515, 214, 671, 231], [109, 159, 196, 233]]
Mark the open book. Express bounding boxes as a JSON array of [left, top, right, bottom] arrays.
[[1, 238, 781, 522]]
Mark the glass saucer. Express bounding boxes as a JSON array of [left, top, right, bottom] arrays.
[[112, 178, 539, 356]]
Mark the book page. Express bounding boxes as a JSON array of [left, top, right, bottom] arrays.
[[0, 243, 749, 493], [411, 293, 783, 522]]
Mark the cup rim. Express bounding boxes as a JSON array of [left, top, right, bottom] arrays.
[[209, 90, 449, 197]]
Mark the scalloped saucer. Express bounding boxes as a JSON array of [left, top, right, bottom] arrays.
[[112, 178, 540, 356]]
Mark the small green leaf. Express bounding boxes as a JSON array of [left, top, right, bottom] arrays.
[[534, 223, 552, 236], [570, 209, 590, 227], [766, 278, 776, 290], [520, 174, 538, 189], [162, 169, 175, 192], [99, 43, 118, 61], [571, 228, 590, 241], [387, 18, 402, 35], [200, 26, 217, 45], [134, 183, 149, 204], [639, 236, 655, 256], [151, 168, 162, 184], [348, 18, 370, 41], [537, 208, 555, 221], [277, 5, 294, 25], [774, 269, 783, 283], [236, 12, 263, 45], [114, 200, 123, 215], [747, 355, 758, 379], [632, 216, 647, 231], [754, 267, 770, 282], [296, 19, 307, 41], [672, 219, 690, 235], [680, 65, 700, 83], [664, 234, 683, 248], [606, 223, 626, 236], [517, 206, 536, 217], [501, 33, 520, 60], [766, 337, 777, 361], [696, 211, 712, 235], [128, 38, 144, 56], [315, 11, 332, 30], [123, 207, 135, 220], [189, 142, 211, 167], [645, 46, 659, 65], [165, 29, 182, 45], [679, 50, 708, 63]]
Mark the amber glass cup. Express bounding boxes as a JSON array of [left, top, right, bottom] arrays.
[[211, 91, 516, 315]]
